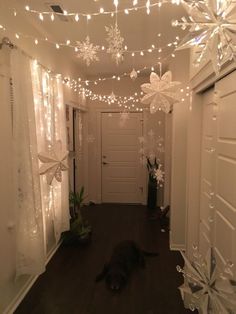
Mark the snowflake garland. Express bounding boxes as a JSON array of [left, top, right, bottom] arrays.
[[76, 36, 100, 66], [38, 140, 68, 185], [141, 71, 181, 114], [173, 0, 236, 74], [177, 247, 236, 313], [105, 24, 125, 65]]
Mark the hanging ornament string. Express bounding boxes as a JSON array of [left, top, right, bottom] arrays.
[[23, 0, 182, 21], [0, 24, 181, 64]]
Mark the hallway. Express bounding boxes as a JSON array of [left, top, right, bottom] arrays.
[[15, 204, 192, 314]]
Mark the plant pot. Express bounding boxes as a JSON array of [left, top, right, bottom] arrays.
[[147, 178, 157, 209]]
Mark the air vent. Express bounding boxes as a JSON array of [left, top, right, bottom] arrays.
[[48, 3, 69, 22]]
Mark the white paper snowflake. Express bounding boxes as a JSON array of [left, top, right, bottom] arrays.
[[105, 24, 125, 65], [76, 36, 100, 66], [109, 91, 116, 103], [138, 136, 145, 144], [173, 0, 236, 73], [177, 247, 236, 313], [153, 164, 165, 184], [38, 140, 68, 185], [141, 71, 181, 114], [119, 111, 130, 127], [130, 68, 138, 80]]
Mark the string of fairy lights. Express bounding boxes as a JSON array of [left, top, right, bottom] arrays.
[[23, 0, 182, 21], [0, 0, 189, 111]]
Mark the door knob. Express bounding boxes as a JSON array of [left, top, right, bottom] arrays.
[[102, 161, 109, 165]]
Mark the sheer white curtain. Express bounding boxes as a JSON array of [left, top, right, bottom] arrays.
[[11, 49, 69, 277], [31, 60, 69, 244], [11, 50, 45, 276]]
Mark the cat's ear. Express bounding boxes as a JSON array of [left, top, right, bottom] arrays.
[[95, 263, 109, 282]]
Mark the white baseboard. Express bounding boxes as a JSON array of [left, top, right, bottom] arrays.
[[169, 243, 186, 251], [3, 241, 61, 314]]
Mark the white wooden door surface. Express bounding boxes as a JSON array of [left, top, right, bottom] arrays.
[[101, 112, 143, 203], [200, 71, 236, 274]]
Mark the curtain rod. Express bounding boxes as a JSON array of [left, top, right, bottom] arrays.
[[0, 37, 16, 50], [0, 36, 62, 78]]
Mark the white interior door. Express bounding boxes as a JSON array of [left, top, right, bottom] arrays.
[[101, 112, 143, 203], [200, 71, 236, 274]]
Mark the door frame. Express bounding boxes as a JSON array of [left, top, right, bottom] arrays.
[[93, 108, 145, 204]]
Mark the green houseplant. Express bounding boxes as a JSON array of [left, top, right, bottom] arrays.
[[62, 186, 92, 245]]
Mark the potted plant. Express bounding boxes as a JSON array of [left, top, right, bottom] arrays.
[[62, 186, 92, 245]]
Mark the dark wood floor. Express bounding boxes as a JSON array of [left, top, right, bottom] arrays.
[[15, 204, 192, 314]]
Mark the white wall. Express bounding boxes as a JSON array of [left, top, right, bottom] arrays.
[[0, 7, 84, 311], [168, 50, 190, 250]]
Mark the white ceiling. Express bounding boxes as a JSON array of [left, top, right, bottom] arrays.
[[9, 0, 188, 77]]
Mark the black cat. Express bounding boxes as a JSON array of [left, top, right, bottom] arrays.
[[95, 240, 158, 291]]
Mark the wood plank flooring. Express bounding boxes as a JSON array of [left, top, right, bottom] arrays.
[[15, 204, 193, 314]]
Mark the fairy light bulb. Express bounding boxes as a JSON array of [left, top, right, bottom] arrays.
[[35, 38, 38, 45], [56, 43, 60, 49], [133, 0, 138, 5], [51, 13, 55, 21], [87, 14, 91, 20], [125, 9, 129, 14], [100, 7, 104, 13], [66, 39, 70, 45], [15, 33, 19, 39], [75, 14, 79, 21], [39, 13, 44, 21], [63, 10, 68, 15], [25, 5, 30, 11]]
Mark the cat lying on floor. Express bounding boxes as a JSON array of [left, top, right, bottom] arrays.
[[95, 240, 158, 291]]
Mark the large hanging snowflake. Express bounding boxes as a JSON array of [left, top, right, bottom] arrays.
[[38, 140, 68, 185], [141, 71, 181, 114], [76, 36, 100, 66], [105, 24, 125, 65], [177, 247, 236, 313], [173, 0, 236, 74]]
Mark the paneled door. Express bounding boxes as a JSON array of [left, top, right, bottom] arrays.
[[200, 70, 236, 274], [101, 112, 143, 203]]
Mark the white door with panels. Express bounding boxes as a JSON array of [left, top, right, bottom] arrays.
[[101, 112, 143, 203], [200, 71, 236, 274]]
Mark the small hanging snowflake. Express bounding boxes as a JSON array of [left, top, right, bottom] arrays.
[[119, 111, 130, 127], [153, 164, 165, 185], [130, 68, 138, 80], [105, 24, 125, 65], [76, 36, 100, 66], [109, 91, 116, 103]]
